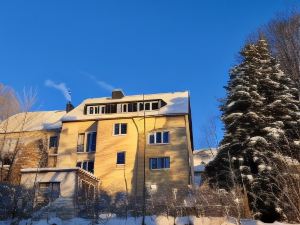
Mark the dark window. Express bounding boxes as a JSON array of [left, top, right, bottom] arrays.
[[149, 157, 170, 169], [114, 124, 120, 135], [114, 123, 127, 135], [88, 161, 94, 173], [86, 132, 97, 152], [163, 132, 169, 143], [111, 104, 117, 113], [128, 103, 133, 112], [105, 105, 110, 114], [89, 107, 94, 114], [77, 161, 94, 174], [133, 103, 138, 112], [121, 124, 127, 134], [149, 131, 169, 144], [83, 161, 87, 170], [94, 106, 99, 114], [152, 102, 159, 110], [117, 152, 126, 164], [49, 136, 58, 148], [101, 106, 105, 114], [149, 134, 155, 144], [123, 104, 127, 112], [145, 102, 150, 110], [139, 103, 144, 111], [156, 132, 162, 143], [77, 133, 85, 152]]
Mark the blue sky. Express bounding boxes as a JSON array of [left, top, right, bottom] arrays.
[[0, 0, 298, 149]]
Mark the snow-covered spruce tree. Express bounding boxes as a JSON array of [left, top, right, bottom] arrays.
[[205, 39, 300, 222]]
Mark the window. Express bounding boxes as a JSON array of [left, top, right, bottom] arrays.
[[139, 102, 144, 111], [38, 182, 60, 203], [122, 104, 128, 112], [149, 131, 169, 144], [145, 102, 150, 111], [149, 157, 170, 169], [77, 133, 85, 152], [49, 136, 58, 148], [89, 107, 94, 114], [76, 161, 94, 173], [77, 132, 97, 152], [114, 123, 127, 135], [86, 132, 97, 152], [152, 102, 159, 110], [100, 106, 105, 114], [116, 152, 126, 165]]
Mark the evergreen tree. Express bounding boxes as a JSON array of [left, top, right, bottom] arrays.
[[206, 39, 300, 222]]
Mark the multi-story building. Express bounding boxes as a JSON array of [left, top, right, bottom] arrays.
[[1, 90, 194, 217]]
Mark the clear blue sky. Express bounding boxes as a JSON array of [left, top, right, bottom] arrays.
[[0, 0, 298, 149]]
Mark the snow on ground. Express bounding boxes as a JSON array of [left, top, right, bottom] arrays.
[[1, 216, 299, 225]]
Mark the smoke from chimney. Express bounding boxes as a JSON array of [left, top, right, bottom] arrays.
[[45, 79, 71, 102]]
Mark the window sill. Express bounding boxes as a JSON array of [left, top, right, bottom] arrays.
[[116, 164, 126, 169], [76, 152, 96, 154], [148, 143, 169, 146], [150, 168, 170, 171], [113, 134, 127, 137]]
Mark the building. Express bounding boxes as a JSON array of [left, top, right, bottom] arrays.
[[0, 111, 66, 183], [0, 90, 194, 217], [193, 148, 217, 185]]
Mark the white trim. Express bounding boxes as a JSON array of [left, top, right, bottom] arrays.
[[77, 131, 97, 153], [113, 123, 127, 136], [148, 131, 170, 145]]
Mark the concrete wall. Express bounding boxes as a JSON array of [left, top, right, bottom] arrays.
[[20, 170, 77, 198]]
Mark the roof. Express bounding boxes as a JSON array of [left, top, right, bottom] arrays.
[[21, 167, 100, 181], [0, 110, 66, 133], [62, 91, 189, 122]]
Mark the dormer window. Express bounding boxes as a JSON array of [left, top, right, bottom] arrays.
[[85, 100, 166, 115]]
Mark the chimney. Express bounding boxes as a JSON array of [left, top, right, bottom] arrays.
[[112, 89, 125, 99], [66, 101, 74, 113]]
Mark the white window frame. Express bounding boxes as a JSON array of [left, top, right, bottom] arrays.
[[113, 123, 127, 136], [149, 157, 170, 170], [87, 105, 105, 115], [77, 131, 97, 153], [148, 131, 170, 145]]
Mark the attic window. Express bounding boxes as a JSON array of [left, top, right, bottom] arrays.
[[85, 99, 166, 115]]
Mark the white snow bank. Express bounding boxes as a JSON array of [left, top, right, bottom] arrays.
[[0, 216, 297, 225]]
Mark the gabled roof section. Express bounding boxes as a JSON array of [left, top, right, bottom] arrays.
[[0, 110, 66, 133], [62, 91, 189, 122]]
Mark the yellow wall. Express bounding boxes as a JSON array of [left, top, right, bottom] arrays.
[[57, 115, 193, 198]]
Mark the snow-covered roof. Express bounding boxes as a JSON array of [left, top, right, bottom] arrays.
[[62, 91, 189, 122], [0, 110, 66, 133], [193, 148, 218, 172], [21, 167, 99, 180]]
